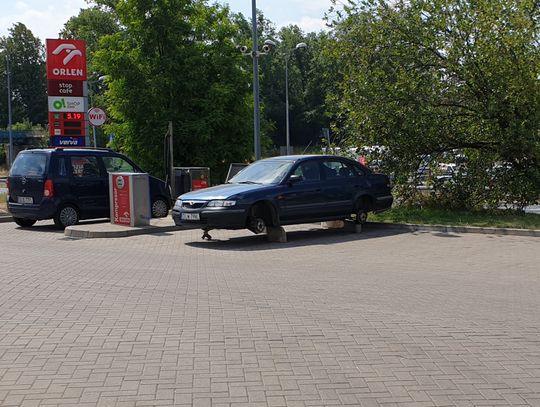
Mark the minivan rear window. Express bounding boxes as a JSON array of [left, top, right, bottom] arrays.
[[9, 153, 47, 177]]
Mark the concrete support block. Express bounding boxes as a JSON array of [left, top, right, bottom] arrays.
[[324, 220, 344, 229], [323, 220, 361, 233], [266, 226, 287, 243]]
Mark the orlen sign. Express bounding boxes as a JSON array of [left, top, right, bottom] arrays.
[[46, 39, 87, 80]]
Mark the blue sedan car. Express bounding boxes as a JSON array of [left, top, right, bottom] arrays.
[[172, 155, 393, 235]]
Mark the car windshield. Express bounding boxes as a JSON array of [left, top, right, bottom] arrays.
[[228, 160, 294, 184], [9, 153, 47, 177]]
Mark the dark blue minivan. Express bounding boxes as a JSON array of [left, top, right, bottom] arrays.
[[7, 148, 171, 228]]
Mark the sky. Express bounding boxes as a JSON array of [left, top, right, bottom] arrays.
[[0, 0, 334, 42]]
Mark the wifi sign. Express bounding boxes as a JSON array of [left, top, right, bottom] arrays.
[[88, 107, 107, 127]]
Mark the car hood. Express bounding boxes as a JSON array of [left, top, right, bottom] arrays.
[[179, 183, 267, 200]]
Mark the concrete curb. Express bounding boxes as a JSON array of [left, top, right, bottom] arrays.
[[64, 224, 181, 239], [368, 222, 540, 237], [0, 215, 13, 223], [2, 214, 537, 238]]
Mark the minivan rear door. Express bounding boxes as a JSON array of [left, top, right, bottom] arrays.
[[8, 151, 48, 205]]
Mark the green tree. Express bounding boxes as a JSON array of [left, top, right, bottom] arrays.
[[60, 6, 121, 147], [0, 23, 47, 126], [94, 0, 254, 180], [61, 6, 120, 53], [60, 6, 120, 71], [229, 12, 332, 154], [256, 26, 332, 152], [328, 0, 540, 208]]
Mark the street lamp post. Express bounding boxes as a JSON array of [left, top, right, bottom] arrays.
[[5, 54, 13, 167], [251, 0, 261, 161], [285, 43, 307, 156], [241, 0, 275, 160]]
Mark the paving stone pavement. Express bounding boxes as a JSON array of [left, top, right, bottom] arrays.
[[0, 221, 539, 407]]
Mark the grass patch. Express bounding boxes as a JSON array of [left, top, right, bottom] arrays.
[[0, 192, 7, 214], [0, 174, 6, 213], [371, 207, 540, 230]]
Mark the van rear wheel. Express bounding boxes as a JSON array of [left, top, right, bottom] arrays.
[[14, 218, 37, 227], [54, 204, 80, 229]]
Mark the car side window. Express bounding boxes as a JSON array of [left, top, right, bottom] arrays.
[[293, 161, 320, 181], [70, 156, 101, 178], [352, 163, 366, 176], [102, 156, 136, 173], [322, 160, 356, 179]]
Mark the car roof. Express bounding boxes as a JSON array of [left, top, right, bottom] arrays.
[[21, 148, 118, 155], [262, 154, 354, 162]]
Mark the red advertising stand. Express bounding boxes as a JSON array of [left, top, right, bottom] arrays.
[[109, 173, 150, 227]]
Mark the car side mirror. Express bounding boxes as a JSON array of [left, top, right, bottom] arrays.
[[288, 174, 304, 185]]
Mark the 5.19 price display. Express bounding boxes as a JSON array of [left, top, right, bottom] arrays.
[[64, 112, 84, 121]]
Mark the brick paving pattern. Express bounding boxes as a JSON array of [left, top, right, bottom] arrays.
[[0, 221, 539, 406]]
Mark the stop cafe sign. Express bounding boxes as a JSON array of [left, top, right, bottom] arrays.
[[88, 107, 107, 127]]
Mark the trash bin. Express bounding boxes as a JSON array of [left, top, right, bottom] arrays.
[[173, 167, 210, 198], [109, 172, 151, 226]]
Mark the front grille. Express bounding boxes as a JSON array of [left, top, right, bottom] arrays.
[[182, 201, 205, 209]]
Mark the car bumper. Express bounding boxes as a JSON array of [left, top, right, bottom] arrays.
[[8, 199, 58, 220], [171, 207, 248, 229]]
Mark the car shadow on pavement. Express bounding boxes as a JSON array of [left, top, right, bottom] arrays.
[[13, 223, 64, 234], [12, 218, 110, 234], [185, 223, 410, 251]]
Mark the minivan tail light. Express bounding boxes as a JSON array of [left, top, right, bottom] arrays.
[[44, 179, 54, 198]]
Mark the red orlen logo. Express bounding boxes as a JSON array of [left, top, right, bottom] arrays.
[[46, 39, 87, 80]]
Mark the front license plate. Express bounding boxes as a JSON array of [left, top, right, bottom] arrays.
[[181, 213, 200, 221], [17, 196, 33, 204]]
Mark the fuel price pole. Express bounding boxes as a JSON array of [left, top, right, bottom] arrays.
[[46, 39, 87, 147]]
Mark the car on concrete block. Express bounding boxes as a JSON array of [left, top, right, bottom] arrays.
[[171, 155, 393, 238]]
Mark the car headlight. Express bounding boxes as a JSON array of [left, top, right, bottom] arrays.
[[207, 200, 236, 207], [174, 199, 182, 209]]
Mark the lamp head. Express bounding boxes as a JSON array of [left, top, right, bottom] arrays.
[[261, 39, 277, 54]]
